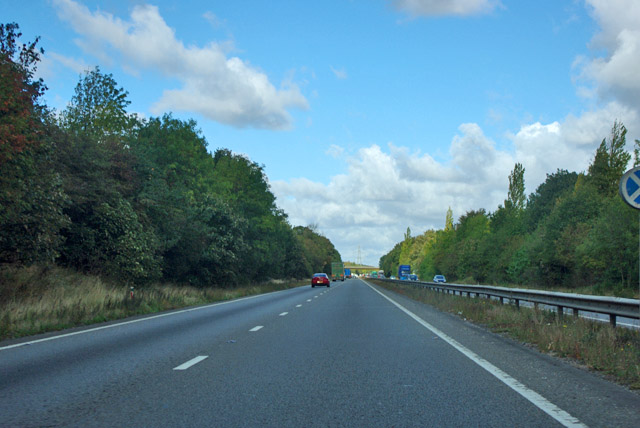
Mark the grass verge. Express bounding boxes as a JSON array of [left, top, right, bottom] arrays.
[[0, 265, 307, 341], [371, 279, 640, 390]]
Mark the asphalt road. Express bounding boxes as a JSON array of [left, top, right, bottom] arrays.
[[1, 278, 638, 427]]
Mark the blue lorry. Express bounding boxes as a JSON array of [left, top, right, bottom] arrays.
[[398, 264, 411, 280]]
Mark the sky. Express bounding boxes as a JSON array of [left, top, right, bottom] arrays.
[[4, 0, 640, 266]]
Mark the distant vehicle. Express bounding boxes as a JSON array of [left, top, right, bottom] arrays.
[[379, 272, 385, 279], [398, 264, 411, 280], [433, 275, 446, 283], [344, 268, 352, 279], [312, 273, 330, 287], [370, 271, 378, 278], [409, 274, 418, 281], [331, 262, 345, 281], [390, 276, 397, 280]]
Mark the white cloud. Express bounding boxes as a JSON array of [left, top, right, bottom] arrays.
[[273, 104, 639, 266], [272, 125, 514, 265], [511, 101, 638, 190], [326, 144, 345, 159], [577, 0, 640, 112], [330, 66, 348, 80], [44, 52, 91, 75], [203, 11, 224, 29], [51, 0, 308, 130], [391, 0, 501, 17]]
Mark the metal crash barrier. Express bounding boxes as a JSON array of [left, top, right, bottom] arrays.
[[377, 279, 639, 328]]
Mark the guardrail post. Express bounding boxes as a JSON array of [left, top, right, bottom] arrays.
[[514, 299, 520, 309], [557, 306, 564, 319], [499, 296, 504, 305], [610, 314, 617, 328]]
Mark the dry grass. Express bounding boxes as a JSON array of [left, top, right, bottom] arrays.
[[373, 279, 640, 390], [453, 276, 638, 298], [0, 265, 306, 340]]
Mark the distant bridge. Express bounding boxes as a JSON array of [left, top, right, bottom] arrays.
[[343, 263, 379, 273]]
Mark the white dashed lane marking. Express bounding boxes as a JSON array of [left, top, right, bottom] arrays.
[[173, 356, 208, 371], [250, 326, 263, 332], [279, 312, 288, 316]]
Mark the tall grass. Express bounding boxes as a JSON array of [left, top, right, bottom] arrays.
[[0, 265, 306, 340], [373, 279, 640, 390]]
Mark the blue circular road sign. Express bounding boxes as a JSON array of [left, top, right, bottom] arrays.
[[620, 167, 640, 210]]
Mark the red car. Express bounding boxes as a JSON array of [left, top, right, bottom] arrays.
[[312, 273, 330, 288]]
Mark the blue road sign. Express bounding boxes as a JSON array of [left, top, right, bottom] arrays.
[[620, 167, 640, 209]]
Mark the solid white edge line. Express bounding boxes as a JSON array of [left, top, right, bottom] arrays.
[[173, 355, 208, 371], [250, 326, 263, 332], [0, 290, 287, 351], [365, 282, 588, 428]]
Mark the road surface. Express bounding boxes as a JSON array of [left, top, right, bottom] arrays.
[[1, 278, 638, 427]]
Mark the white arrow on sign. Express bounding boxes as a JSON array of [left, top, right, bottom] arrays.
[[620, 166, 640, 210]]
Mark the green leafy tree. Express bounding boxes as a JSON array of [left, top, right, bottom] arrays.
[[454, 210, 490, 280], [211, 149, 293, 280], [57, 70, 160, 281], [588, 120, 630, 197], [445, 207, 454, 231], [60, 66, 136, 142], [0, 23, 68, 264], [380, 241, 402, 277], [526, 178, 602, 287], [294, 226, 341, 276], [416, 230, 438, 279], [526, 169, 578, 232], [0, 23, 47, 165], [398, 226, 414, 266], [576, 197, 638, 293], [162, 196, 247, 286], [506, 162, 526, 211]]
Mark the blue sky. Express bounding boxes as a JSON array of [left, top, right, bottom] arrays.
[[5, 0, 640, 266]]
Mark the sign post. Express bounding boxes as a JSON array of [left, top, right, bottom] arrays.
[[619, 166, 640, 315]]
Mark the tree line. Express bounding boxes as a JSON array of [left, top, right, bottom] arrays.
[[380, 121, 639, 296], [0, 23, 341, 287]]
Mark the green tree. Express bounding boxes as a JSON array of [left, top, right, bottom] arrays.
[[526, 178, 602, 288], [60, 66, 136, 142], [506, 162, 526, 211], [398, 226, 414, 266], [162, 196, 247, 286], [577, 197, 638, 293], [211, 149, 292, 280], [0, 23, 68, 264], [526, 169, 578, 232], [294, 226, 340, 277], [0, 23, 47, 165], [588, 120, 630, 197], [57, 70, 160, 282], [380, 241, 402, 277], [445, 207, 454, 231], [454, 210, 490, 280]]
